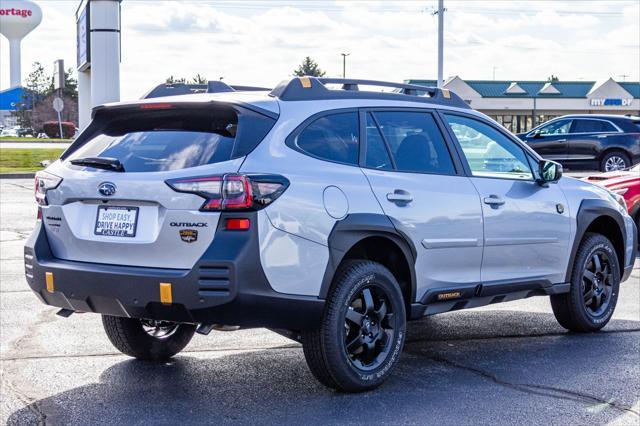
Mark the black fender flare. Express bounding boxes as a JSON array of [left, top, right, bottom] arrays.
[[564, 199, 627, 282], [319, 213, 417, 302]]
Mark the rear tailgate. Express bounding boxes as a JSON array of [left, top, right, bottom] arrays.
[[40, 102, 275, 269]]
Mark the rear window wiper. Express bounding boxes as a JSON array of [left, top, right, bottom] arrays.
[[69, 157, 125, 172]]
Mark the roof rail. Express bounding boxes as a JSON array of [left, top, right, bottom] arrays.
[[269, 77, 470, 109], [141, 81, 272, 99]]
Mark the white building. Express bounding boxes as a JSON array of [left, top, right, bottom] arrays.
[[407, 77, 640, 133]]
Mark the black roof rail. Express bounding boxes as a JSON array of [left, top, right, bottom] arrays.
[[141, 82, 272, 99], [269, 77, 470, 109]]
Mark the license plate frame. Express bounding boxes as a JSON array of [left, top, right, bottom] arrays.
[[94, 206, 139, 238]]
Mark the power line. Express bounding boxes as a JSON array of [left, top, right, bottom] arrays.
[[128, 1, 631, 18]]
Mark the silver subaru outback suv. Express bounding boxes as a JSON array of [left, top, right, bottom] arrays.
[[25, 77, 637, 392]]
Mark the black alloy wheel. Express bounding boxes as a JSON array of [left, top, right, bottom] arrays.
[[344, 285, 397, 371], [582, 250, 614, 317]]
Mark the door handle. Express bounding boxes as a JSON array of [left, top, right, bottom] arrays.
[[483, 195, 505, 206], [556, 139, 567, 142], [387, 190, 413, 205]]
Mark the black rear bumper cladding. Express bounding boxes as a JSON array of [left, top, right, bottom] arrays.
[[24, 213, 324, 330]]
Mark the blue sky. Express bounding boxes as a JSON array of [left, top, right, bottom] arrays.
[[1, 0, 638, 100]]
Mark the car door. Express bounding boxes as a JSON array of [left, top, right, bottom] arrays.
[[441, 113, 571, 285], [360, 109, 484, 301], [569, 118, 618, 163], [525, 118, 572, 161]]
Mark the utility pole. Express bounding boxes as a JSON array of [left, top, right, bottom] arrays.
[[437, 0, 444, 88], [341, 53, 350, 78], [493, 66, 498, 80]]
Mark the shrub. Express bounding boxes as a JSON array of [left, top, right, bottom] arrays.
[[42, 121, 76, 138]]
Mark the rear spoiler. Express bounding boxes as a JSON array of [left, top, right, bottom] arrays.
[[141, 81, 272, 99]]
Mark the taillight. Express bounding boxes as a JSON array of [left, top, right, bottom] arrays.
[[165, 174, 289, 212], [34, 171, 62, 206]]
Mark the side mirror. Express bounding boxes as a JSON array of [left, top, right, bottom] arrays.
[[538, 160, 563, 184], [532, 129, 542, 138]]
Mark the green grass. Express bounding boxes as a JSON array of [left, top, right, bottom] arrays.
[[0, 136, 71, 142], [0, 148, 66, 173]]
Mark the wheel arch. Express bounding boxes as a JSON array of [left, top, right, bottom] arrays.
[[320, 214, 417, 309], [565, 199, 626, 282], [599, 147, 631, 165]]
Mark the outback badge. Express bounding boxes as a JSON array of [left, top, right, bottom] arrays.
[[179, 229, 198, 243]]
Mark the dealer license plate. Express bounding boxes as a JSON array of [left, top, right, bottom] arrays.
[[94, 206, 139, 237]]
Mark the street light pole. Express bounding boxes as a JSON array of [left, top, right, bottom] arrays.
[[437, 0, 444, 88], [341, 53, 350, 78]]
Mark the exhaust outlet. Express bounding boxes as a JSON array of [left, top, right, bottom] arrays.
[[196, 323, 240, 335]]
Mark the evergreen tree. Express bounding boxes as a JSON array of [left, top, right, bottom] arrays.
[[293, 57, 326, 77], [190, 74, 207, 84]]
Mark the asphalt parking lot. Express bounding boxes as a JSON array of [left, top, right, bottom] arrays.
[[1, 178, 638, 425]]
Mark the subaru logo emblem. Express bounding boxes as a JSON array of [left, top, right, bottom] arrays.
[[98, 182, 117, 197]]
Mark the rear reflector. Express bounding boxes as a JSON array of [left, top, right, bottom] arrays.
[[226, 218, 250, 230], [159, 283, 172, 305], [45, 272, 54, 293]]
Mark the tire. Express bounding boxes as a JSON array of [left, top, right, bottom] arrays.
[[550, 233, 620, 332], [102, 315, 196, 361], [302, 260, 406, 392], [600, 151, 630, 172]]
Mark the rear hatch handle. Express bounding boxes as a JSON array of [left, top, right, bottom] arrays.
[[69, 157, 125, 172]]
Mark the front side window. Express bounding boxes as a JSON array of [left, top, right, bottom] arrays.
[[294, 112, 359, 165], [444, 114, 533, 180], [371, 111, 455, 175], [538, 119, 572, 135]]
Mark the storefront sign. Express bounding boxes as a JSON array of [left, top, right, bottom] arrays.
[[590, 98, 633, 107], [76, 1, 90, 71]]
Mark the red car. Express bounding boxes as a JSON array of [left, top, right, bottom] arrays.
[[584, 164, 640, 233]]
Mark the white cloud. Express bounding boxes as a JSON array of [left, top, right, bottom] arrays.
[[0, 0, 638, 101]]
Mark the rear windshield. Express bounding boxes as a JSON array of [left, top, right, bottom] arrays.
[[65, 104, 275, 172]]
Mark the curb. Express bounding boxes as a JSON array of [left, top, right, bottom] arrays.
[[0, 173, 36, 179]]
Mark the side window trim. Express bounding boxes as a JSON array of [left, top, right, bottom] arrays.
[[369, 112, 398, 170], [361, 107, 465, 176], [438, 110, 537, 181], [285, 107, 360, 167]]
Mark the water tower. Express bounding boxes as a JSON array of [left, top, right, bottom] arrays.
[[0, 0, 43, 87]]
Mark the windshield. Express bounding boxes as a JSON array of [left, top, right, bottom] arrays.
[[65, 105, 275, 173]]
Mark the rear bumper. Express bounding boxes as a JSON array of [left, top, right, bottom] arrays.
[[24, 213, 324, 330]]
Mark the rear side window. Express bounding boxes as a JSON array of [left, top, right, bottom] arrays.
[[293, 112, 359, 165], [572, 119, 617, 133], [371, 111, 455, 175], [65, 105, 275, 173]]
